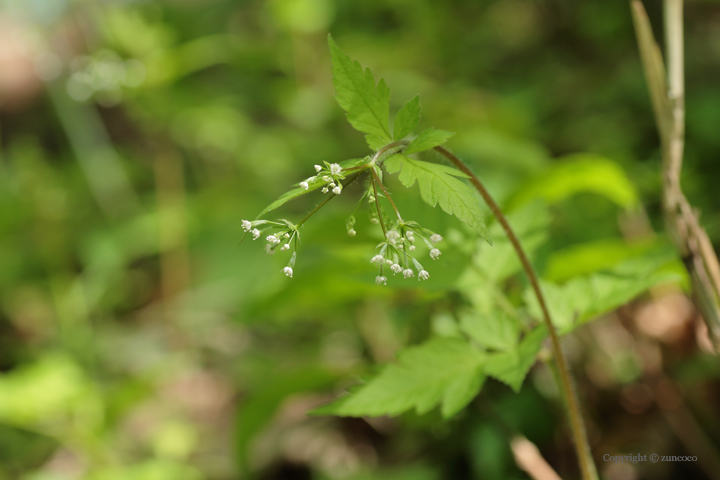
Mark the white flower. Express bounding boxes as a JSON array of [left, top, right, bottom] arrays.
[[329, 183, 335, 188], [403, 268, 414, 279], [330, 163, 342, 175], [409, 245, 416, 251], [370, 217, 379, 224], [430, 234, 443, 244], [284, 232, 290, 238], [406, 232, 415, 242], [281, 244, 290, 251], [385, 259, 393, 265], [386, 231, 400, 242], [333, 186, 342, 195], [418, 270, 429, 281], [300, 181, 309, 190], [321, 187, 329, 193], [251, 229, 261, 240], [322, 176, 330, 182], [282, 266, 293, 278], [347, 229, 356, 237], [391, 264, 402, 274], [266, 235, 280, 245], [242, 220, 252, 232], [375, 275, 387, 285], [314, 165, 322, 172], [430, 248, 441, 260], [371, 255, 385, 264]]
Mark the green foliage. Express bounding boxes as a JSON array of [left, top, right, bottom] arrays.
[[484, 326, 548, 393], [328, 35, 392, 143], [393, 95, 421, 141], [385, 154, 491, 243], [525, 248, 683, 334], [510, 153, 639, 210], [404, 128, 456, 155], [317, 338, 486, 419]]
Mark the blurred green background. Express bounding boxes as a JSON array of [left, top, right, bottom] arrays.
[[0, 0, 719, 479]]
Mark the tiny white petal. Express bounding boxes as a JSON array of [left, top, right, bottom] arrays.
[[391, 264, 403, 274], [375, 275, 387, 285], [403, 268, 414, 279], [282, 266, 293, 278], [242, 220, 252, 232], [322, 176, 330, 182], [430, 248, 441, 260], [385, 259, 393, 265], [252, 229, 261, 240], [332, 186, 342, 195], [330, 163, 342, 175], [370, 218, 379, 224], [371, 255, 385, 264], [300, 181, 309, 190], [418, 270, 430, 281], [284, 232, 290, 238], [406, 232, 415, 242], [314, 165, 322, 172], [266, 235, 280, 244], [409, 245, 416, 251], [322, 187, 329, 193], [347, 229, 356, 237], [281, 244, 290, 251], [430, 234, 443, 244]]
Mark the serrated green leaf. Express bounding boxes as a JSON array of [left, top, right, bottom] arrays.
[[484, 325, 547, 392], [405, 128, 455, 155], [318, 338, 485, 418], [460, 310, 520, 352], [526, 247, 683, 334], [393, 95, 421, 141], [255, 158, 365, 218], [366, 134, 387, 151], [328, 35, 391, 141], [385, 154, 491, 243]]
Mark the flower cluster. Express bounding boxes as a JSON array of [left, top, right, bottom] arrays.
[[369, 222, 443, 285], [243, 218, 298, 277], [298, 162, 347, 195]]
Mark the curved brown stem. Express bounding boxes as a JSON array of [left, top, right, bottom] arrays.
[[371, 168, 403, 223], [434, 145, 599, 480]]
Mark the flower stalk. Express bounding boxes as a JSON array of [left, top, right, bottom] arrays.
[[434, 145, 599, 480]]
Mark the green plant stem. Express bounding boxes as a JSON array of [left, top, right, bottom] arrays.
[[434, 145, 599, 480], [371, 168, 403, 222], [370, 174, 388, 237], [297, 172, 362, 228]]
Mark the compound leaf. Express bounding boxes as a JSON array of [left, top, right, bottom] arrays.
[[405, 128, 455, 155], [328, 35, 391, 142], [318, 338, 485, 419], [385, 154, 491, 243], [393, 95, 421, 141], [484, 325, 547, 392]]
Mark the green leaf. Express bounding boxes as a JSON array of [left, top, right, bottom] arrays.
[[460, 310, 520, 352], [318, 338, 485, 419], [475, 201, 550, 282], [366, 134, 388, 151], [256, 158, 365, 218], [405, 128, 455, 155], [393, 95, 421, 141], [509, 153, 639, 210], [484, 325, 547, 392], [385, 154, 491, 243], [526, 247, 683, 334], [328, 35, 391, 141]]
